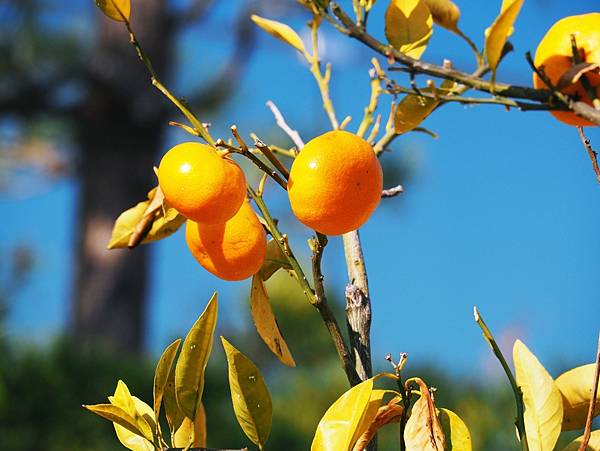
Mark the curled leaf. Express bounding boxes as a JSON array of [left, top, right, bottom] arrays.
[[385, 0, 433, 60], [95, 0, 130, 22], [108, 186, 185, 250], [484, 0, 524, 77], [556, 63, 600, 91], [404, 378, 445, 451], [424, 0, 460, 31], [555, 364, 600, 431], [439, 408, 472, 451], [312, 378, 374, 451], [513, 339, 563, 451], [562, 430, 600, 451], [251, 15, 306, 54], [175, 293, 218, 420], [113, 397, 156, 451], [222, 337, 272, 451], [110, 381, 154, 443], [352, 393, 403, 451]]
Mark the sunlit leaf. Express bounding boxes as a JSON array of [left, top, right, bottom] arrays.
[[404, 379, 445, 451], [113, 397, 156, 451], [173, 402, 207, 448], [164, 361, 185, 439], [484, 0, 524, 77], [251, 15, 306, 54], [83, 403, 142, 437], [562, 430, 600, 451], [424, 0, 460, 31], [95, 0, 130, 22], [153, 338, 182, 421], [108, 186, 185, 249], [250, 276, 295, 367], [351, 392, 403, 451], [259, 239, 292, 281], [513, 339, 563, 451], [110, 381, 155, 443], [555, 364, 600, 431], [349, 389, 387, 447], [312, 377, 374, 451], [175, 293, 218, 420], [385, 0, 433, 60], [394, 79, 455, 133], [222, 337, 272, 451], [439, 408, 472, 451]]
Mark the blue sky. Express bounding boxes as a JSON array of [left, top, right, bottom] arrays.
[[1, 0, 599, 380]]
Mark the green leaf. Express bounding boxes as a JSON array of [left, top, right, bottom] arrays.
[[311, 377, 374, 451], [175, 293, 218, 420], [222, 337, 272, 451], [83, 403, 143, 437], [250, 275, 296, 367], [424, 0, 460, 31], [404, 379, 445, 451], [555, 364, 600, 431], [394, 79, 456, 133], [259, 239, 292, 281], [251, 15, 306, 55], [108, 186, 185, 249], [153, 338, 182, 421], [562, 430, 600, 451], [484, 0, 524, 77], [113, 397, 156, 451], [164, 361, 185, 439], [173, 402, 207, 448], [385, 0, 433, 60], [95, 0, 130, 22], [513, 339, 563, 451], [439, 408, 472, 451], [110, 380, 155, 443]]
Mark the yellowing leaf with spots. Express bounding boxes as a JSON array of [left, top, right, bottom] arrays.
[[385, 0, 433, 59]]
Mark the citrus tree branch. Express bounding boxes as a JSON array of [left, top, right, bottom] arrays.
[[577, 127, 600, 186]]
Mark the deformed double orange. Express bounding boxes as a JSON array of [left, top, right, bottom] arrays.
[[158, 142, 246, 223], [533, 13, 600, 126], [287, 130, 383, 236], [185, 200, 266, 281]]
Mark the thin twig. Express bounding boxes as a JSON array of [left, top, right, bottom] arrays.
[[266, 100, 305, 150], [577, 127, 600, 186], [254, 139, 290, 181], [578, 333, 600, 451]]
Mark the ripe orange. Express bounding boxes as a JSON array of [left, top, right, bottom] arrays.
[[533, 13, 600, 126], [158, 142, 246, 224], [287, 130, 383, 236], [185, 200, 266, 281]]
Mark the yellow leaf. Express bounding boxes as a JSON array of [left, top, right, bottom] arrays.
[[259, 239, 292, 281], [513, 339, 563, 451], [95, 0, 130, 22], [222, 337, 272, 451], [164, 360, 185, 439], [349, 389, 387, 448], [250, 275, 296, 367], [424, 0, 460, 31], [83, 403, 142, 438], [113, 397, 156, 451], [175, 293, 218, 420], [110, 381, 155, 443], [555, 364, 600, 431], [173, 402, 207, 448], [153, 338, 181, 421], [484, 0, 524, 76], [562, 430, 600, 451], [107, 186, 185, 249], [394, 79, 455, 133], [439, 408, 472, 451], [404, 379, 445, 451], [385, 0, 433, 60], [311, 378, 374, 451], [251, 15, 306, 54]]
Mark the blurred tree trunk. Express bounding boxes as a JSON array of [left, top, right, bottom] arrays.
[[72, 0, 172, 351]]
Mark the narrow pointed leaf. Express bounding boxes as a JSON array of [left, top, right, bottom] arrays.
[[562, 430, 600, 451], [424, 0, 460, 31], [385, 0, 433, 60], [113, 397, 156, 451], [484, 0, 524, 76], [83, 403, 142, 437], [175, 293, 218, 420], [312, 377, 374, 451], [556, 364, 600, 431], [153, 338, 182, 421], [404, 379, 445, 451], [439, 408, 472, 451], [250, 275, 296, 367], [513, 339, 563, 451], [173, 402, 207, 448], [95, 0, 130, 22], [251, 15, 306, 54], [164, 362, 185, 438], [222, 337, 272, 450]]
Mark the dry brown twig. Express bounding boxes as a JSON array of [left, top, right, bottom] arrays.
[[578, 333, 600, 451], [577, 127, 600, 186]]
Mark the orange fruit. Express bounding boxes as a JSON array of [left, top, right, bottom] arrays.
[[185, 200, 266, 281], [533, 13, 600, 126], [158, 142, 246, 224], [287, 130, 383, 236]]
